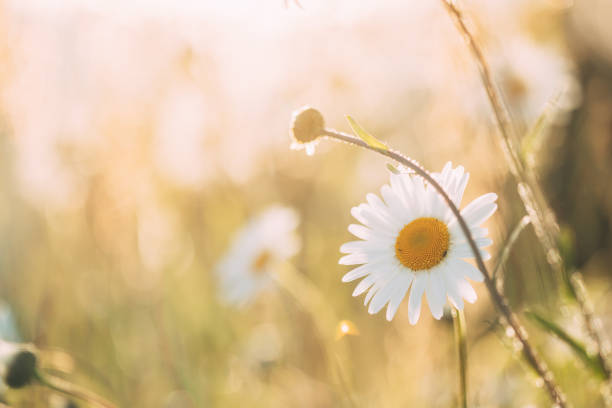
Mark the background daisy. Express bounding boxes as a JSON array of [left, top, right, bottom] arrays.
[[216, 205, 300, 305]]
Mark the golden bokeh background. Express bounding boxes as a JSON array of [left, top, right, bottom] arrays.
[[0, 0, 611, 406]]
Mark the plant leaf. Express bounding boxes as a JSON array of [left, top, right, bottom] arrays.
[[386, 163, 400, 174], [492, 215, 530, 281], [346, 115, 388, 151], [520, 93, 562, 167], [526, 310, 608, 380]]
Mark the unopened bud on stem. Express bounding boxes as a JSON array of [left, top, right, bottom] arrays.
[[290, 106, 325, 156]]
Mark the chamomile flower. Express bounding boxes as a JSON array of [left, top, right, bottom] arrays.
[[216, 205, 300, 305], [339, 163, 497, 324]]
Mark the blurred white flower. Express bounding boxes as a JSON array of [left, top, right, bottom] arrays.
[[340, 163, 497, 324], [216, 205, 300, 305], [493, 38, 581, 124]]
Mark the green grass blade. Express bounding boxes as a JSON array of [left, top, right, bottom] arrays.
[[526, 310, 608, 380], [520, 93, 562, 167], [452, 308, 468, 408], [346, 115, 388, 150], [492, 215, 531, 281]]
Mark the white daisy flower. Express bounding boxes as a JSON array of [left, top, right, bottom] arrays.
[[216, 205, 300, 305], [339, 162, 497, 324]]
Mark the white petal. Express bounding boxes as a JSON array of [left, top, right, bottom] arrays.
[[364, 279, 385, 306], [457, 279, 477, 303], [366, 193, 392, 222], [352, 274, 378, 296], [445, 165, 468, 206], [386, 274, 413, 321], [449, 223, 489, 243], [350, 205, 368, 225], [461, 193, 498, 226], [381, 185, 410, 224], [339, 252, 368, 265], [426, 270, 446, 320], [339, 241, 364, 254], [408, 273, 427, 325], [475, 237, 493, 247], [441, 162, 453, 180], [368, 273, 402, 314], [352, 266, 394, 297], [427, 187, 447, 219], [390, 173, 409, 203], [443, 269, 464, 310], [348, 224, 370, 240], [450, 260, 484, 282], [342, 264, 371, 282], [452, 243, 492, 260], [471, 227, 489, 239], [360, 206, 396, 233], [340, 240, 390, 254], [305, 143, 315, 156], [466, 203, 497, 226], [453, 171, 469, 206]]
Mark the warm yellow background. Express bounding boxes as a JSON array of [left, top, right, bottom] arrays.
[[0, 0, 610, 406]]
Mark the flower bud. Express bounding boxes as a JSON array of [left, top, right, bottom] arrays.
[[0, 341, 37, 389], [290, 106, 325, 155]]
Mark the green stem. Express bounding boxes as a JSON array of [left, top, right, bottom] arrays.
[[452, 308, 468, 408], [492, 215, 531, 281], [35, 369, 117, 408]]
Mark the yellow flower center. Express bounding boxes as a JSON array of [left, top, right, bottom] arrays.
[[505, 74, 527, 100], [395, 217, 450, 271], [252, 250, 272, 274]]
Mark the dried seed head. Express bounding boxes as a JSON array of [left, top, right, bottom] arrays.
[[290, 106, 324, 145], [0, 341, 37, 389], [6, 350, 37, 388]]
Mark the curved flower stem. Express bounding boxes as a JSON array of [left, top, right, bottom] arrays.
[[321, 127, 568, 407], [35, 369, 117, 408], [452, 308, 468, 408], [440, 0, 612, 394]]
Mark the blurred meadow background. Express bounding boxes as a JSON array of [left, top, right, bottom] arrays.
[[0, 0, 611, 406]]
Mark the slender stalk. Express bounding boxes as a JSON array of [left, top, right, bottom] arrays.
[[570, 273, 612, 379], [492, 215, 531, 281], [321, 127, 568, 407], [452, 308, 468, 408], [440, 0, 612, 395], [35, 369, 117, 408], [439, 0, 522, 176]]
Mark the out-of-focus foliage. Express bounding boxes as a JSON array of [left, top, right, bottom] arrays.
[[0, 0, 610, 406]]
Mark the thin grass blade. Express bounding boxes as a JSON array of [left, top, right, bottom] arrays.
[[346, 115, 388, 151], [526, 310, 608, 380]]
